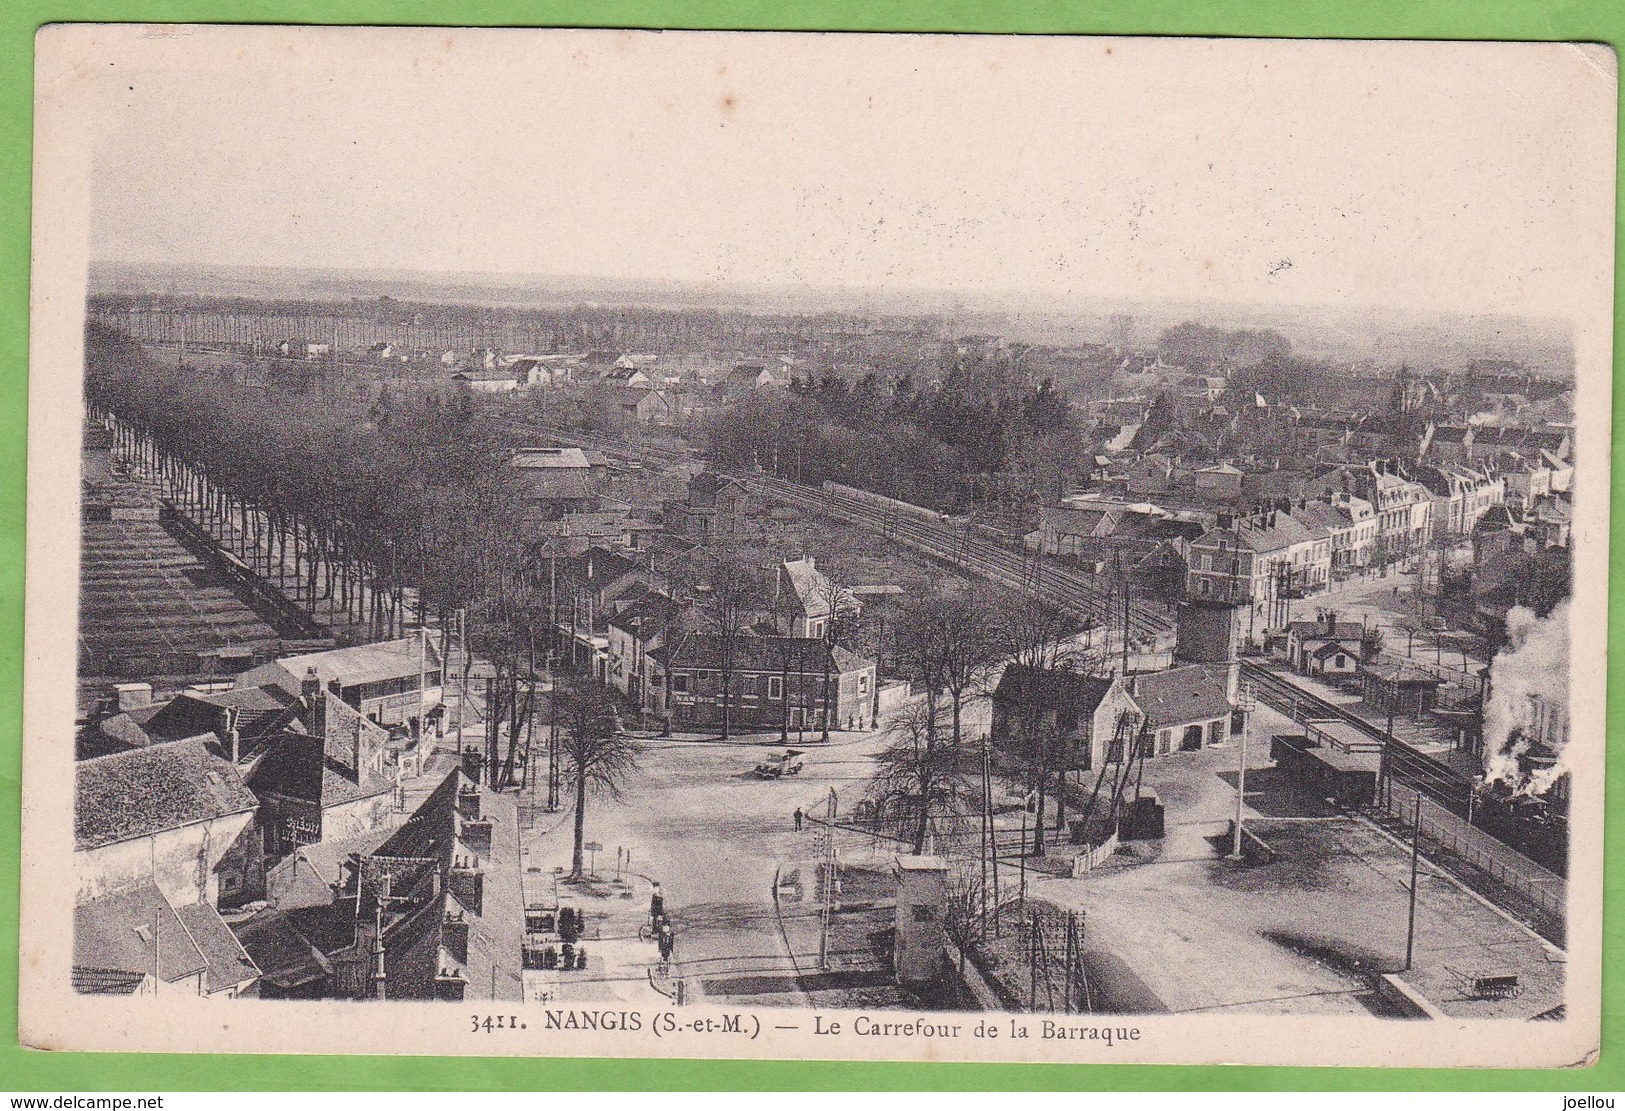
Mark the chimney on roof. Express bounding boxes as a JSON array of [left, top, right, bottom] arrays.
[[1268, 511, 1277, 528], [224, 705, 241, 765], [441, 909, 469, 964], [460, 816, 494, 858], [302, 668, 325, 738], [449, 861, 484, 916], [457, 782, 482, 821], [115, 682, 153, 713], [1324, 610, 1337, 636]]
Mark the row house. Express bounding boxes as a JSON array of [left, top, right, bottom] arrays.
[[1309, 461, 1433, 558], [1186, 510, 1332, 601], [648, 634, 877, 733], [234, 770, 526, 1003], [1367, 466, 1435, 555], [1184, 510, 1332, 645], [1500, 450, 1574, 513], [1412, 463, 1506, 538], [1470, 424, 1572, 468], [1288, 495, 1377, 575]]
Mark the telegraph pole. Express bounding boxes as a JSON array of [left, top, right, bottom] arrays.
[[1229, 681, 1258, 860], [1405, 791, 1422, 971], [817, 788, 838, 973]]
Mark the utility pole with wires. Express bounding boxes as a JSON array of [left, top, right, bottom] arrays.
[[980, 736, 992, 935], [1405, 790, 1423, 971], [817, 788, 838, 972], [1229, 680, 1258, 861]]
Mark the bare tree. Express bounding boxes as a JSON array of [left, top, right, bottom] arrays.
[[554, 679, 641, 878], [688, 539, 768, 740], [941, 863, 987, 999], [869, 697, 977, 855], [996, 590, 1098, 853], [892, 586, 954, 754], [937, 583, 1005, 750], [805, 569, 862, 740]]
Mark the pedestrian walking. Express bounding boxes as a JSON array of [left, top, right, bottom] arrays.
[[793, 807, 803, 832], [649, 882, 664, 930]]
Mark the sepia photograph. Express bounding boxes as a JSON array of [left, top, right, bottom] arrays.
[[19, 25, 1615, 1067]]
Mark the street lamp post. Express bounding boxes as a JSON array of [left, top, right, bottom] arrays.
[[1229, 681, 1258, 861]]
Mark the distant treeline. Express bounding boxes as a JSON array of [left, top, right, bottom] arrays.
[[703, 370, 1079, 514], [1156, 322, 1293, 369]]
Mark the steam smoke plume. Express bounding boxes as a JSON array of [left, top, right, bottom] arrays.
[[1482, 601, 1570, 795]]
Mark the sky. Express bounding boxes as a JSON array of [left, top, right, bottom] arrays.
[[66, 27, 1617, 317]]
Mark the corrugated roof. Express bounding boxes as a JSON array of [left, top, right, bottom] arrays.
[[275, 638, 435, 691]]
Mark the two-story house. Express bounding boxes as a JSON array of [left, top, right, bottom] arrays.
[[989, 665, 1142, 772]]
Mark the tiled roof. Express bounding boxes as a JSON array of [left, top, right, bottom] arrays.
[[230, 908, 334, 993], [143, 686, 301, 748], [1195, 513, 1325, 554], [1131, 664, 1232, 729], [75, 884, 206, 986], [355, 770, 526, 1001], [607, 593, 682, 636], [992, 665, 1114, 716], [1286, 621, 1367, 642], [1289, 502, 1352, 533], [651, 633, 870, 675], [565, 546, 641, 585], [690, 471, 742, 497], [76, 738, 258, 851], [246, 734, 391, 808], [175, 900, 259, 993]]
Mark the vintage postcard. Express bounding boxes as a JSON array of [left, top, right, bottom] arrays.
[[20, 26, 1615, 1067]]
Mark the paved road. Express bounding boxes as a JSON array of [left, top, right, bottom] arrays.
[[519, 731, 891, 1006]]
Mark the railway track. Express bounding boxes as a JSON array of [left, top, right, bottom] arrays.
[[747, 472, 1175, 643], [1238, 659, 1472, 808], [494, 417, 1174, 640]]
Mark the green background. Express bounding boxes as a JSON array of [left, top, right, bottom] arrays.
[[1, 0, 1619, 1092]]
